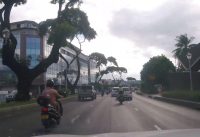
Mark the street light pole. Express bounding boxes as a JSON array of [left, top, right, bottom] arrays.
[[187, 52, 193, 91]]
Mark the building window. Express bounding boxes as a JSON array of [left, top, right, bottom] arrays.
[[26, 37, 41, 68]]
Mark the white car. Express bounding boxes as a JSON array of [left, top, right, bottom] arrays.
[[122, 87, 133, 101], [6, 90, 17, 103], [111, 87, 119, 97]]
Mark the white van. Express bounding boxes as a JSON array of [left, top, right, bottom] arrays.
[[111, 87, 119, 97], [122, 87, 132, 101]]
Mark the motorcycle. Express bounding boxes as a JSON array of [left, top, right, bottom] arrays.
[[101, 91, 104, 97], [37, 96, 61, 129], [117, 94, 124, 105]]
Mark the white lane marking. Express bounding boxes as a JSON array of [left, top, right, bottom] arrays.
[[71, 115, 80, 124], [134, 108, 139, 111], [154, 125, 162, 131], [86, 118, 91, 124]]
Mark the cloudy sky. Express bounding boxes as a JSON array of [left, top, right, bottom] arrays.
[[10, 0, 200, 79]]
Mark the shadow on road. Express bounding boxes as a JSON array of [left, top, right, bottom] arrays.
[[33, 127, 56, 136], [113, 103, 123, 107]]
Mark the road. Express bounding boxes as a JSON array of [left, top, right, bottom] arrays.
[[1, 93, 200, 137]]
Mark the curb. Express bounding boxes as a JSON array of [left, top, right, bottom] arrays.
[[152, 96, 200, 109]]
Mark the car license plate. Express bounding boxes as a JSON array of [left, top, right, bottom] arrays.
[[41, 115, 49, 120]]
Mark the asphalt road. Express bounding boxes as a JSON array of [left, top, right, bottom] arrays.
[[1, 93, 200, 137]]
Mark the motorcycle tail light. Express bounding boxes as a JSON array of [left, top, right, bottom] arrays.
[[42, 107, 48, 112]]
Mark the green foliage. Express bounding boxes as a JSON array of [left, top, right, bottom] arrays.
[[0, 0, 27, 6], [126, 77, 136, 81], [172, 34, 194, 58], [39, 7, 96, 47], [58, 88, 71, 97], [162, 91, 200, 102], [51, 0, 65, 4], [90, 52, 107, 68], [107, 56, 118, 66], [50, 0, 82, 7], [172, 34, 196, 71], [140, 55, 176, 93], [106, 66, 127, 74]]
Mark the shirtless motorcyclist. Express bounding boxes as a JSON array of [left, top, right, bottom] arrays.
[[42, 79, 64, 115]]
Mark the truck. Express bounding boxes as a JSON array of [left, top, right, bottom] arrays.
[[77, 85, 96, 101]]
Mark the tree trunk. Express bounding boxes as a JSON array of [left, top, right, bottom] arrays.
[[15, 78, 32, 101], [66, 78, 74, 94], [66, 57, 80, 95], [72, 54, 80, 88]]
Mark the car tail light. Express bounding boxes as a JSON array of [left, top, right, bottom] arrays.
[[41, 107, 48, 112]]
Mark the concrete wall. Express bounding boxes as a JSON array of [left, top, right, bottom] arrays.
[[167, 72, 200, 90]]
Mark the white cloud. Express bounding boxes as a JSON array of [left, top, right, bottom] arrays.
[[109, 0, 200, 52]]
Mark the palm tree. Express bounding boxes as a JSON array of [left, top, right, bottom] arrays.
[[172, 34, 195, 70]]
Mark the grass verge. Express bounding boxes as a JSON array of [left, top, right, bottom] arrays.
[[0, 95, 76, 110], [162, 90, 200, 102], [0, 99, 36, 109]]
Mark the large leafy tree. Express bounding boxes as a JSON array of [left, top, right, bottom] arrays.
[[106, 66, 127, 85], [0, 0, 96, 101], [126, 77, 136, 81], [58, 43, 81, 93], [172, 34, 195, 71], [140, 55, 176, 93], [107, 56, 118, 67], [89, 52, 107, 82]]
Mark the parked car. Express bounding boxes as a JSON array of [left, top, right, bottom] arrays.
[[122, 87, 132, 101], [6, 90, 17, 103], [78, 85, 96, 101], [111, 87, 119, 97]]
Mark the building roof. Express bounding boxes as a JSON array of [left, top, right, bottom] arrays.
[[11, 20, 38, 31], [11, 20, 38, 25]]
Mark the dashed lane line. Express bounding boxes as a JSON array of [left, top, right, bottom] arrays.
[[154, 125, 162, 131], [71, 114, 80, 124]]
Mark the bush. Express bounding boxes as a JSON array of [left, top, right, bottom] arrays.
[[141, 82, 158, 94], [58, 88, 71, 97], [162, 91, 200, 102]]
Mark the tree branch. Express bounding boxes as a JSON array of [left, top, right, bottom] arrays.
[[76, 35, 85, 50], [31, 44, 60, 78], [0, 6, 5, 28], [3, 3, 13, 29]]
